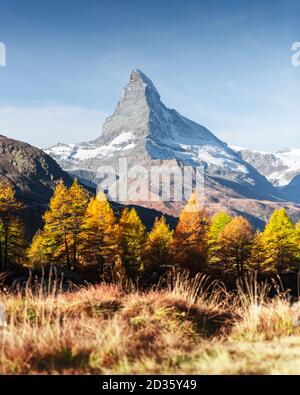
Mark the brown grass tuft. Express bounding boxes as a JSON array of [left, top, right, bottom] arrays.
[[0, 272, 299, 374]]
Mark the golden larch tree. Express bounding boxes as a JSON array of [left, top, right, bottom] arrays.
[[143, 216, 174, 283], [262, 208, 297, 273], [118, 208, 146, 282], [27, 230, 49, 266], [80, 192, 118, 278], [208, 210, 232, 265], [248, 231, 267, 274], [0, 179, 24, 269], [173, 193, 210, 274], [217, 216, 254, 277], [67, 179, 89, 270], [40, 179, 88, 269], [42, 180, 71, 267]]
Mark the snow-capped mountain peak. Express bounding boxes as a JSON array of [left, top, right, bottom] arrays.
[[231, 145, 300, 187], [44, 69, 281, 210], [45, 70, 247, 174], [42, 70, 300, 225]]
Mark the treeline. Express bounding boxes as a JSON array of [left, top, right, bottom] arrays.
[[1, 178, 300, 285]]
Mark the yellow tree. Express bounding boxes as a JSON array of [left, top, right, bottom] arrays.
[[294, 222, 300, 296], [217, 216, 254, 277], [27, 230, 49, 266], [262, 208, 297, 273], [42, 180, 71, 267], [295, 222, 300, 265], [0, 217, 26, 268], [118, 208, 146, 281], [40, 179, 88, 269], [208, 211, 232, 265], [68, 179, 89, 270], [0, 179, 24, 269], [173, 193, 210, 274], [143, 216, 174, 283], [80, 192, 118, 277], [248, 231, 267, 274]]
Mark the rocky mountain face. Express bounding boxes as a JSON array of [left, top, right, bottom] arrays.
[[45, 70, 300, 227], [231, 146, 300, 204], [0, 135, 74, 236], [232, 146, 300, 187], [46, 71, 274, 189], [278, 175, 300, 204]]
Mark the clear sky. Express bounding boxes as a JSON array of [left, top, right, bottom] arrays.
[[0, 0, 299, 151]]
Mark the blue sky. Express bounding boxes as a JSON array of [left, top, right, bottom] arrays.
[[0, 0, 299, 151]]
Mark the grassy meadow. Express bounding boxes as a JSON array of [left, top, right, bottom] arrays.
[[1, 272, 300, 375]]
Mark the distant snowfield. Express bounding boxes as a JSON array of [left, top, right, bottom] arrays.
[[271, 148, 300, 185], [230, 145, 300, 186]]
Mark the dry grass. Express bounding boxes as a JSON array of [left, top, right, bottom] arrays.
[[0, 272, 300, 374]]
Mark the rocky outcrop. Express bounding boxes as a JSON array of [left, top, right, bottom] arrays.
[[0, 135, 73, 236], [233, 146, 300, 187]]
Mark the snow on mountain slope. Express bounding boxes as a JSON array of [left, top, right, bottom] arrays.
[[274, 148, 300, 184], [41, 69, 300, 225], [231, 146, 300, 186], [45, 70, 259, 179], [44, 68, 291, 226], [45, 132, 136, 166]]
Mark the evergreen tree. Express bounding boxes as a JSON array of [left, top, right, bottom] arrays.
[[217, 216, 254, 277], [173, 193, 210, 274], [118, 208, 146, 281]]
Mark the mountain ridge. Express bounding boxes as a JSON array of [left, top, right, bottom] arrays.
[[44, 70, 300, 226], [45, 70, 277, 193], [0, 134, 75, 236], [231, 145, 300, 187]]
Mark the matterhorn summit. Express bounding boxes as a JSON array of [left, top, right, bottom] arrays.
[[46, 69, 252, 176], [45, 70, 292, 223]]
